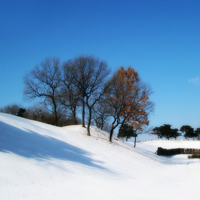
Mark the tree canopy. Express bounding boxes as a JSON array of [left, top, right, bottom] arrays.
[[118, 123, 137, 141], [23, 58, 62, 126], [152, 124, 180, 140], [106, 67, 154, 142], [180, 125, 198, 139]]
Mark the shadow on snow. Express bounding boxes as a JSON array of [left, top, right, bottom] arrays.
[[0, 121, 107, 171]]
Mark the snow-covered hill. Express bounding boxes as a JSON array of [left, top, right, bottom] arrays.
[[0, 112, 200, 200]]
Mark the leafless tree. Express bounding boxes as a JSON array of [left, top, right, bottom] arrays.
[[63, 55, 110, 135], [60, 62, 81, 124], [0, 104, 20, 115], [92, 97, 111, 130], [23, 58, 63, 126]]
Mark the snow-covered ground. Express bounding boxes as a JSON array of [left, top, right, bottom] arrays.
[[0, 112, 200, 200]]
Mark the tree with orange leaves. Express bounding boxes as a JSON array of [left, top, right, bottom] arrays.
[[106, 66, 154, 143]]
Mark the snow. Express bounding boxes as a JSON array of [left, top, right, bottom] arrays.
[[0, 112, 200, 200]]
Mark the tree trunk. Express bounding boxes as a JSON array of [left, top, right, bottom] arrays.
[[82, 96, 85, 127], [134, 136, 137, 147], [109, 127, 114, 142], [73, 110, 77, 125], [52, 97, 58, 126], [109, 118, 118, 142], [87, 107, 92, 136]]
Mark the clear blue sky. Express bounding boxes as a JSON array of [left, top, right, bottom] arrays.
[[1, 0, 200, 129]]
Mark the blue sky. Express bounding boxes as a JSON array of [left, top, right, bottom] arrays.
[[1, 0, 200, 129]]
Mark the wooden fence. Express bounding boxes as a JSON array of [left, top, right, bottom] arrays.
[[156, 147, 200, 156]]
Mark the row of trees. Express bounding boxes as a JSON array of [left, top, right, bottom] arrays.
[[152, 124, 200, 140], [1, 55, 153, 143], [23, 56, 154, 142], [0, 104, 81, 126]]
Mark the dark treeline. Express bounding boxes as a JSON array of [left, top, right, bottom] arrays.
[[0, 103, 81, 126], [152, 124, 200, 140], [1, 55, 154, 143]]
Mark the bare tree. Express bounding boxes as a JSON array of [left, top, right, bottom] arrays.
[[63, 57, 89, 127], [25, 105, 50, 122], [92, 97, 111, 130], [23, 57, 62, 126], [63, 55, 110, 135], [60, 62, 81, 124], [0, 104, 21, 115]]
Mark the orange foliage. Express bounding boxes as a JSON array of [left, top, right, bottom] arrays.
[[107, 66, 151, 132]]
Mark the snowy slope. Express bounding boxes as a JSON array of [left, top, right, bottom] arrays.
[[0, 112, 200, 200]]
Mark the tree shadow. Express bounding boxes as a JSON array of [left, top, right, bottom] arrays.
[[0, 120, 107, 170]]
